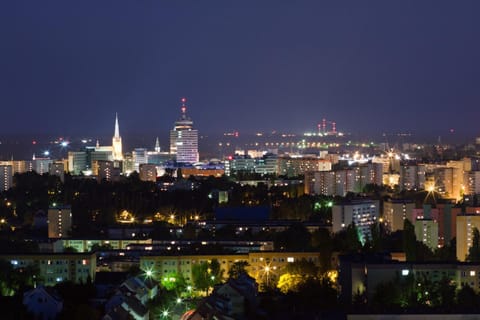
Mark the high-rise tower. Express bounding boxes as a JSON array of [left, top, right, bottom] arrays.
[[112, 113, 123, 161], [169, 98, 199, 163]]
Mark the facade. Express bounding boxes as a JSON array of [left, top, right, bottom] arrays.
[[49, 161, 65, 182], [343, 261, 480, 302], [224, 153, 277, 176], [95, 160, 121, 182], [61, 239, 152, 252], [47, 206, 72, 239], [68, 151, 88, 175], [0, 165, 13, 192], [304, 171, 336, 196], [335, 169, 356, 196], [332, 200, 380, 244], [26, 157, 53, 175], [465, 171, 480, 195], [456, 214, 480, 261], [383, 199, 415, 232], [133, 148, 148, 173], [140, 251, 322, 286], [139, 164, 157, 182], [277, 155, 331, 177], [2, 252, 96, 286], [414, 219, 439, 250], [169, 98, 199, 164], [180, 167, 225, 178], [399, 164, 419, 190]]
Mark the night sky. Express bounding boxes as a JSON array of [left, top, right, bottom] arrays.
[[1, 1, 479, 138]]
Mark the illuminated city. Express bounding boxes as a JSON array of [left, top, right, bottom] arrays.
[[1, 1, 480, 319]]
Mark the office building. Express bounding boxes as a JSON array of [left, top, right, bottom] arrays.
[[133, 148, 148, 172], [169, 98, 199, 164]]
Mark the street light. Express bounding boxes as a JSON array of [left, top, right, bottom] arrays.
[[264, 265, 271, 288], [161, 309, 169, 318]]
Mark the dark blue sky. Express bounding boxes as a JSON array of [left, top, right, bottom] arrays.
[[1, 1, 479, 138]]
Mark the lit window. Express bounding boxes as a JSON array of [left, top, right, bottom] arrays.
[[287, 257, 294, 263], [471, 270, 476, 276], [402, 269, 409, 276]]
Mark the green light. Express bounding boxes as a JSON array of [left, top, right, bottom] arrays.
[[327, 201, 333, 207]]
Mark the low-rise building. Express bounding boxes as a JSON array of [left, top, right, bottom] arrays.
[[1, 252, 96, 286]]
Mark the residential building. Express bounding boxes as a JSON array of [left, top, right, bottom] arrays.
[[49, 161, 65, 182], [457, 214, 480, 261], [383, 199, 415, 232], [23, 286, 63, 320], [0, 165, 13, 192], [332, 200, 380, 244], [139, 164, 157, 182], [48, 206, 72, 239], [277, 155, 331, 177], [2, 252, 96, 286], [414, 219, 439, 250], [304, 171, 335, 196], [140, 251, 322, 286]]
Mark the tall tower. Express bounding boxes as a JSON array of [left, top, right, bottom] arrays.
[[169, 98, 199, 163], [112, 113, 123, 161]]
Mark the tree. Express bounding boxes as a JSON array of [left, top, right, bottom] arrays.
[[277, 273, 304, 294], [456, 284, 479, 310], [161, 272, 186, 294], [192, 259, 223, 294], [403, 219, 417, 261], [284, 259, 318, 278], [274, 223, 311, 251], [467, 228, 480, 262], [276, 259, 319, 294], [310, 228, 333, 272], [228, 261, 249, 279]]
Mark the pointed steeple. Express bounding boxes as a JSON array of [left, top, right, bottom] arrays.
[[114, 113, 120, 138], [112, 113, 123, 161], [155, 137, 160, 153]]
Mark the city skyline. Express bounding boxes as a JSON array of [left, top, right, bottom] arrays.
[[1, 1, 479, 138]]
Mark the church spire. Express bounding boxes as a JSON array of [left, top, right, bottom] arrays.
[[114, 113, 120, 138], [155, 137, 160, 153], [112, 113, 123, 161]]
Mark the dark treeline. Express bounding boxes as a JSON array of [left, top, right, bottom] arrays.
[[0, 172, 334, 237]]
